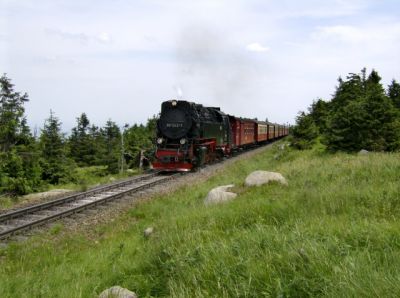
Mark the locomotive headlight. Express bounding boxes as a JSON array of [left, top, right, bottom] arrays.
[[172, 100, 177, 106], [157, 137, 164, 144], [180, 138, 186, 145]]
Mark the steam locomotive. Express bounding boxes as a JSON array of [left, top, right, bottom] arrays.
[[152, 100, 289, 171]]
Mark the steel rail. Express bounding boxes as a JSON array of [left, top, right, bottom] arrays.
[[0, 173, 179, 240], [0, 171, 160, 223]]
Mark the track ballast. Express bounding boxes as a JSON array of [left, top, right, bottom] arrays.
[[0, 172, 179, 240]]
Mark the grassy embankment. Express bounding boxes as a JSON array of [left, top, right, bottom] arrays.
[[1, 142, 400, 297], [0, 166, 140, 210]]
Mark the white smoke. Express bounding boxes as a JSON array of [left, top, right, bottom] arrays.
[[173, 85, 183, 99], [174, 25, 266, 112]]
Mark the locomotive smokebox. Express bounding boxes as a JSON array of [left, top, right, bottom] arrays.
[[158, 100, 193, 139]]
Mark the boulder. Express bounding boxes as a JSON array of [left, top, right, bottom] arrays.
[[245, 171, 287, 186], [358, 149, 369, 155], [144, 227, 154, 238], [204, 184, 237, 205], [99, 286, 137, 298]]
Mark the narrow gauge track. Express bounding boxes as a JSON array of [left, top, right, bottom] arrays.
[[0, 140, 282, 242], [0, 172, 180, 240]]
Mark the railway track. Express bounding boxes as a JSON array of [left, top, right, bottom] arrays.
[[0, 140, 283, 242], [0, 171, 180, 240]]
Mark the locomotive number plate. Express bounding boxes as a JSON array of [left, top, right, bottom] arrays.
[[166, 122, 184, 128]]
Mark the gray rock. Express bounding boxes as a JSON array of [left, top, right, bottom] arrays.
[[358, 149, 369, 155], [144, 227, 154, 238], [204, 184, 237, 205], [245, 171, 287, 186], [99, 286, 137, 298]]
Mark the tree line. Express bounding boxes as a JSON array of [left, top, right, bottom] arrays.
[[291, 68, 400, 152], [0, 74, 156, 195]]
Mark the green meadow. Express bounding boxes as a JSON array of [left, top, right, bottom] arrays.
[[1, 142, 400, 297]]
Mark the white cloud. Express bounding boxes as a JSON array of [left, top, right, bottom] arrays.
[[245, 42, 270, 52], [96, 32, 112, 44]]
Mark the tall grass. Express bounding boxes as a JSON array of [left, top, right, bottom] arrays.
[[1, 143, 400, 297]]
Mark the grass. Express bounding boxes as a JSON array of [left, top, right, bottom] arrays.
[[50, 166, 142, 191], [0, 166, 141, 210], [1, 142, 400, 297]]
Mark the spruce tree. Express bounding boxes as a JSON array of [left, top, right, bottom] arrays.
[[102, 120, 121, 173], [39, 110, 74, 184], [324, 72, 367, 151], [291, 112, 318, 149], [324, 69, 400, 152], [388, 79, 400, 109], [308, 98, 330, 134], [364, 72, 400, 151], [88, 124, 105, 165], [0, 74, 30, 152], [0, 74, 41, 194], [68, 113, 97, 166]]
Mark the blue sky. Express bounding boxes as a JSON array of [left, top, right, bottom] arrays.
[[1, 0, 399, 130]]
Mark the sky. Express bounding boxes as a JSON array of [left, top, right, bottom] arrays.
[[1, 0, 399, 131]]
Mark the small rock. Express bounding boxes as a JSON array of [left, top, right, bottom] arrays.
[[99, 286, 137, 298], [144, 227, 154, 238], [245, 171, 287, 186], [204, 184, 237, 205], [358, 149, 369, 155]]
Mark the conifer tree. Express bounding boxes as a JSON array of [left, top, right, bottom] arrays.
[[308, 99, 330, 134], [0, 74, 30, 152], [324, 72, 368, 151], [68, 113, 97, 166], [324, 69, 400, 151], [0, 74, 41, 194], [102, 120, 121, 173], [39, 110, 74, 184], [363, 72, 400, 151], [290, 112, 318, 149], [388, 79, 400, 109]]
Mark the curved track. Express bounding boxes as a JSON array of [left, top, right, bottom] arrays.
[[0, 172, 179, 240]]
